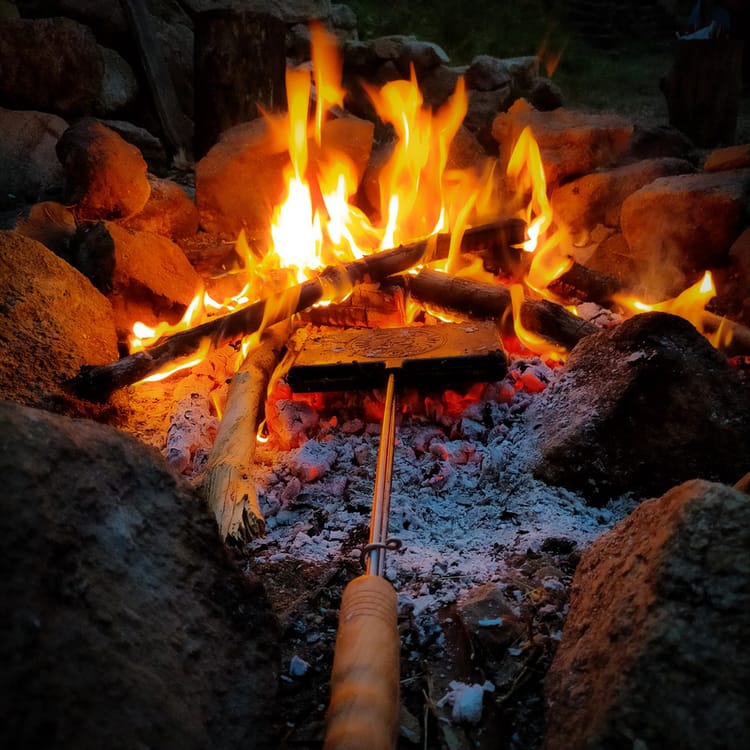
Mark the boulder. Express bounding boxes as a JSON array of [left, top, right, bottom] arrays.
[[525, 76, 564, 112], [69, 221, 203, 338], [526, 312, 750, 503], [620, 169, 750, 279], [0, 17, 136, 116], [703, 143, 750, 172], [492, 105, 633, 186], [0, 399, 279, 750], [0, 231, 118, 408], [195, 118, 289, 238], [15, 201, 77, 256], [196, 113, 373, 239], [122, 175, 199, 240], [550, 157, 694, 235], [56, 118, 151, 222], [465, 55, 512, 92], [624, 122, 697, 163], [0, 107, 67, 207], [543, 479, 750, 750]]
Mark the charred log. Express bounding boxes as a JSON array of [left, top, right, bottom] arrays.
[[405, 269, 597, 350]]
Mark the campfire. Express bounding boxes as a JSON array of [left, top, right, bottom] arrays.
[[2, 5, 750, 750]]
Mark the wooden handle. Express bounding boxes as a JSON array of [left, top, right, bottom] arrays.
[[324, 574, 400, 750]]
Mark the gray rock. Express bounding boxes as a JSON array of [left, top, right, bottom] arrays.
[[526, 312, 750, 503], [465, 54, 512, 92], [0, 17, 110, 115], [0, 108, 67, 207], [543, 479, 750, 750], [99, 46, 138, 113], [0, 399, 279, 750], [525, 76, 564, 111], [331, 2, 357, 30]]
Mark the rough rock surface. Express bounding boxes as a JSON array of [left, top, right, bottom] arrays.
[[195, 118, 290, 238], [526, 312, 750, 503], [492, 105, 633, 185], [196, 113, 373, 238], [69, 221, 202, 336], [550, 157, 694, 235], [0, 17, 133, 115], [57, 118, 151, 221], [0, 231, 118, 408], [620, 169, 750, 279], [0, 107, 67, 207], [0, 400, 279, 750], [122, 175, 200, 239], [703, 143, 750, 172], [543, 479, 750, 750]]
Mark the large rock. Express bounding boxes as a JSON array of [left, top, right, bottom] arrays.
[[0, 400, 279, 750], [56, 118, 151, 222], [69, 221, 203, 337], [492, 105, 633, 186], [620, 169, 750, 279], [0, 107, 67, 207], [196, 113, 373, 239], [0, 17, 136, 116], [195, 118, 290, 238], [543, 479, 750, 750], [0, 231, 118, 408], [550, 157, 694, 235], [526, 312, 750, 503], [122, 175, 199, 240]]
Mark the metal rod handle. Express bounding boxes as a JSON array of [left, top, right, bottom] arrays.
[[365, 372, 397, 577]]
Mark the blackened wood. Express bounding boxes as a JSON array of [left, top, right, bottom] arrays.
[[406, 269, 597, 349], [120, 0, 193, 159], [194, 7, 287, 159], [662, 39, 743, 147]]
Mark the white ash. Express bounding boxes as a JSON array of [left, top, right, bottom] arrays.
[[249, 354, 637, 617]]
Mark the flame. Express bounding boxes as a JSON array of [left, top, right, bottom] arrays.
[[129, 23, 730, 394], [510, 283, 566, 360], [616, 271, 716, 332]]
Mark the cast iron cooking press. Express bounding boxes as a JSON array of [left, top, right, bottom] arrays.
[[287, 320, 507, 750]]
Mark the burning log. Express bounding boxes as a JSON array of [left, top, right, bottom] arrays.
[[201, 323, 289, 542], [67, 219, 526, 402], [549, 262, 750, 356], [405, 269, 597, 350]]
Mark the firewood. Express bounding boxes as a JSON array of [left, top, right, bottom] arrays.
[[67, 219, 526, 402], [201, 323, 289, 542], [405, 269, 597, 350], [548, 262, 750, 357]]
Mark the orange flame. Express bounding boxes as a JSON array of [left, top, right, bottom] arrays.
[[615, 271, 717, 333]]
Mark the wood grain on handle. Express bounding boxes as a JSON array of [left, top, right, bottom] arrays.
[[324, 574, 400, 750]]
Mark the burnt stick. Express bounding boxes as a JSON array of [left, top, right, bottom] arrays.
[[405, 269, 597, 350], [68, 219, 525, 402]]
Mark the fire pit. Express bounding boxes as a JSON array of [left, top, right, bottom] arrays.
[[1, 4, 750, 750]]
